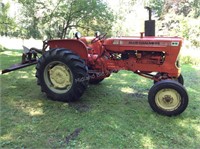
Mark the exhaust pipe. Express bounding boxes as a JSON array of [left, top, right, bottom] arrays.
[[144, 7, 155, 36]]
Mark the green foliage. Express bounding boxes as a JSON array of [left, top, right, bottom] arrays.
[[0, 1, 17, 36], [110, 0, 138, 36], [148, 0, 199, 18], [0, 44, 8, 51], [191, 0, 200, 18], [147, 0, 164, 17], [180, 19, 189, 39], [77, 1, 114, 37], [187, 18, 200, 47], [180, 56, 193, 65], [180, 46, 200, 65], [16, 0, 44, 39], [1, 0, 199, 46], [152, 0, 200, 47], [16, 0, 114, 39]]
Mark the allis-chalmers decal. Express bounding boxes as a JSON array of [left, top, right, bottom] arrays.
[[112, 40, 160, 45], [128, 41, 160, 45], [112, 40, 178, 47]]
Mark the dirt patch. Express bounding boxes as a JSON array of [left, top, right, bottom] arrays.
[[66, 128, 83, 144], [69, 102, 91, 112]]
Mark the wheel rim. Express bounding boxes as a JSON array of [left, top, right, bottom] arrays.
[[44, 61, 73, 94], [155, 88, 181, 111]]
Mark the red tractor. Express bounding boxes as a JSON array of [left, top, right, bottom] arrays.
[[2, 7, 188, 116]]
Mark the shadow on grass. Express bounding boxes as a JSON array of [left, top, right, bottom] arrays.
[[1, 51, 200, 148]]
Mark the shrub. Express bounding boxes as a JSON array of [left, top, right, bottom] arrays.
[[180, 44, 200, 65]]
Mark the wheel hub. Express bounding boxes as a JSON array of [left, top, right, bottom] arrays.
[[163, 95, 173, 103], [49, 64, 72, 88], [155, 89, 181, 111]]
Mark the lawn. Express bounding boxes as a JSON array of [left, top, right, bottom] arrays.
[[0, 49, 200, 148]]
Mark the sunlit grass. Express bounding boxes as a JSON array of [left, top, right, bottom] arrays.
[[0, 50, 22, 56], [121, 87, 135, 93], [141, 135, 155, 148]]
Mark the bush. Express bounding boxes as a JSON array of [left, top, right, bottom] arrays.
[[180, 45, 200, 65], [0, 44, 8, 52], [180, 55, 200, 65], [156, 11, 200, 47]]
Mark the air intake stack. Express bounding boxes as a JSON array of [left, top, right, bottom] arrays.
[[144, 7, 155, 36]]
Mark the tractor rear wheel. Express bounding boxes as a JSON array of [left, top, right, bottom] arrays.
[[148, 80, 188, 116], [36, 48, 88, 102]]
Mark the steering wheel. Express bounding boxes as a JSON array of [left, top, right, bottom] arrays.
[[43, 39, 48, 45], [42, 39, 49, 52], [91, 33, 107, 43]]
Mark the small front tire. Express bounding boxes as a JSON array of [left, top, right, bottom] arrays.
[[148, 80, 188, 116], [154, 73, 184, 85]]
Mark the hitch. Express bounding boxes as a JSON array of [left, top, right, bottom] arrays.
[[1, 40, 48, 74], [1, 46, 42, 74]]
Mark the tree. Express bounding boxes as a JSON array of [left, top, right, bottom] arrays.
[[0, 1, 16, 36], [147, 0, 164, 17], [16, 0, 114, 39], [16, 0, 43, 38], [111, 0, 138, 36], [147, 0, 200, 47], [147, 0, 199, 18]]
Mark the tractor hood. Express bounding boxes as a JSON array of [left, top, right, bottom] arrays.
[[103, 36, 183, 52]]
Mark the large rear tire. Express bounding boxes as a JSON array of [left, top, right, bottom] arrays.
[[148, 80, 188, 116], [36, 48, 88, 102]]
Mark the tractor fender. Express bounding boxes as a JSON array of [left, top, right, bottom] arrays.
[[47, 39, 88, 60]]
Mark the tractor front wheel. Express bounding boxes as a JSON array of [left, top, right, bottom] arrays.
[[154, 73, 184, 85], [148, 80, 188, 116], [36, 48, 88, 102]]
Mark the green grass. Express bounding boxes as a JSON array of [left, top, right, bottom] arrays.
[[0, 49, 200, 148]]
